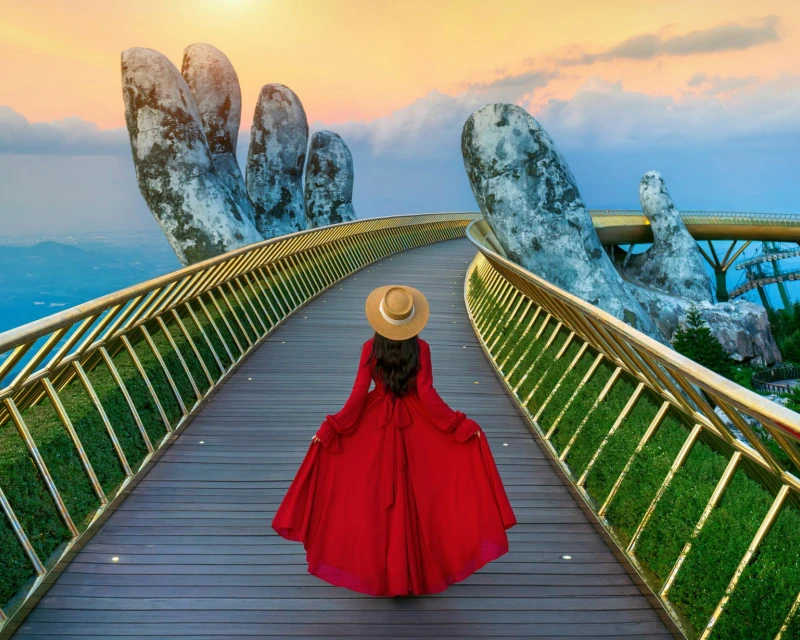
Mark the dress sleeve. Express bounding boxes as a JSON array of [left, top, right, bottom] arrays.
[[315, 340, 374, 451], [416, 341, 481, 443]]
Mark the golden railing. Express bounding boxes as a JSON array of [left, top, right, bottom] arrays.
[[588, 209, 800, 244], [0, 212, 479, 635], [464, 218, 800, 639]]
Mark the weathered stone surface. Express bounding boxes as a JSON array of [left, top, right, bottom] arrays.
[[461, 103, 662, 341], [121, 48, 262, 266], [304, 131, 356, 227], [246, 84, 309, 238], [181, 43, 257, 228], [621, 171, 713, 303], [630, 284, 782, 365]]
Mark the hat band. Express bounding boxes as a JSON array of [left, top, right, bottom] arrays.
[[379, 299, 415, 326]]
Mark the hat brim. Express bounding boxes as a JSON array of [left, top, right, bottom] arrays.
[[365, 285, 429, 341]]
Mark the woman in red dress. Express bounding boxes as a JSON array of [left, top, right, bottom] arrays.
[[272, 285, 516, 596]]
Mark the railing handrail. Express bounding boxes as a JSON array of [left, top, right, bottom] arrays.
[[465, 218, 800, 447], [0, 211, 477, 634], [0, 212, 481, 354]]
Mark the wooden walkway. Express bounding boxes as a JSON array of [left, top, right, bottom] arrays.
[[13, 239, 671, 639]]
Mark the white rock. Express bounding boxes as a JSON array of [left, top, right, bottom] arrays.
[[181, 43, 257, 229], [304, 131, 356, 227], [121, 48, 262, 266], [621, 171, 713, 304], [461, 103, 663, 342], [246, 84, 309, 238]]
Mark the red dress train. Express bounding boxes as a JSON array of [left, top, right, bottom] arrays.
[[272, 337, 517, 596]]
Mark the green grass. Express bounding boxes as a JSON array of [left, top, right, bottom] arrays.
[[550, 361, 614, 454], [669, 469, 774, 634], [604, 414, 688, 542], [713, 505, 800, 639], [526, 340, 582, 415], [0, 419, 71, 570], [564, 376, 635, 478], [57, 376, 126, 494], [507, 321, 561, 389], [0, 514, 33, 607], [85, 361, 148, 470], [538, 348, 595, 433], [516, 328, 569, 402], [20, 398, 100, 531], [635, 440, 728, 586], [584, 395, 660, 506]]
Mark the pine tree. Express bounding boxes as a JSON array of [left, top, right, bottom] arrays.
[[673, 307, 735, 379]]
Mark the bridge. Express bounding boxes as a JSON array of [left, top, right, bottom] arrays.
[[1, 213, 800, 639]]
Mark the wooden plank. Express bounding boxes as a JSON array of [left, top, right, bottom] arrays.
[[14, 239, 668, 639]]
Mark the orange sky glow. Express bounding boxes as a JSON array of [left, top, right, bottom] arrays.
[[1, 0, 798, 129]]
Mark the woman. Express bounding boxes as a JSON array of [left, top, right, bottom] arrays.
[[272, 285, 516, 596]]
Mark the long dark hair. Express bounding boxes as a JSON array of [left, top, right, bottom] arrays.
[[369, 333, 420, 397]]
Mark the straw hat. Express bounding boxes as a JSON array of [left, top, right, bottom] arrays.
[[365, 285, 429, 341]]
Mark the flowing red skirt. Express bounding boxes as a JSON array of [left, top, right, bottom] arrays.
[[272, 390, 517, 596]]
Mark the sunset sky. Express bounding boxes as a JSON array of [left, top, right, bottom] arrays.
[[0, 0, 798, 234]]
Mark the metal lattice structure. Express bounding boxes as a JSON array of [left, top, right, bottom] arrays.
[[0, 212, 478, 631], [464, 217, 800, 639]]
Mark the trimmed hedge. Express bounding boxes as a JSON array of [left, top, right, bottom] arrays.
[[584, 395, 660, 506], [516, 328, 569, 402], [0, 514, 31, 608], [85, 361, 148, 470], [550, 361, 614, 454], [507, 321, 561, 389], [714, 504, 800, 639], [526, 340, 582, 415], [465, 265, 800, 638], [110, 347, 171, 446], [0, 419, 71, 585], [538, 347, 595, 432], [636, 440, 728, 586], [19, 399, 100, 531], [57, 376, 126, 494], [565, 377, 634, 478], [670, 469, 774, 634], [604, 414, 687, 541]]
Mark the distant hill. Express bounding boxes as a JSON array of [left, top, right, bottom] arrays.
[[0, 236, 180, 333]]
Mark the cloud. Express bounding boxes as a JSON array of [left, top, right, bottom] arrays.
[[561, 16, 780, 65], [688, 72, 709, 87], [330, 71, 800, 160], [333, 69, 554, 159], [539, 75, 800, 148], [691, 74, 761, 96], [0, 106, 128, 155]]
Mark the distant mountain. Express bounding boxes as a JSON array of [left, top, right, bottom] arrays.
[[0, 237, 180, 333]]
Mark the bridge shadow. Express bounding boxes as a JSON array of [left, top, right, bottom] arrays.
[[13, 239, 670, 639]]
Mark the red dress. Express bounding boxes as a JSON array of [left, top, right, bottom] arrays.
[[272, 337, 517, 596]]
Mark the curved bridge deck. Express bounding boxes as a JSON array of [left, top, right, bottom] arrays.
[[13, 239, 670, 639]]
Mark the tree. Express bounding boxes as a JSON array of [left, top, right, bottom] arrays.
[[673, 307, 735, 379]]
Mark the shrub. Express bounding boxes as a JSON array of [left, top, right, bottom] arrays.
[[550, 362, 614, 454], [673, 307, 735, 379], [538, 348, 595, 433], [565, 377, 634, 478], [713, 505, 800, 639], [604, 415, 688, 542], [635, 440, 728, 586], [669, 469, 773, 634], [584, 395, 660, 506]]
